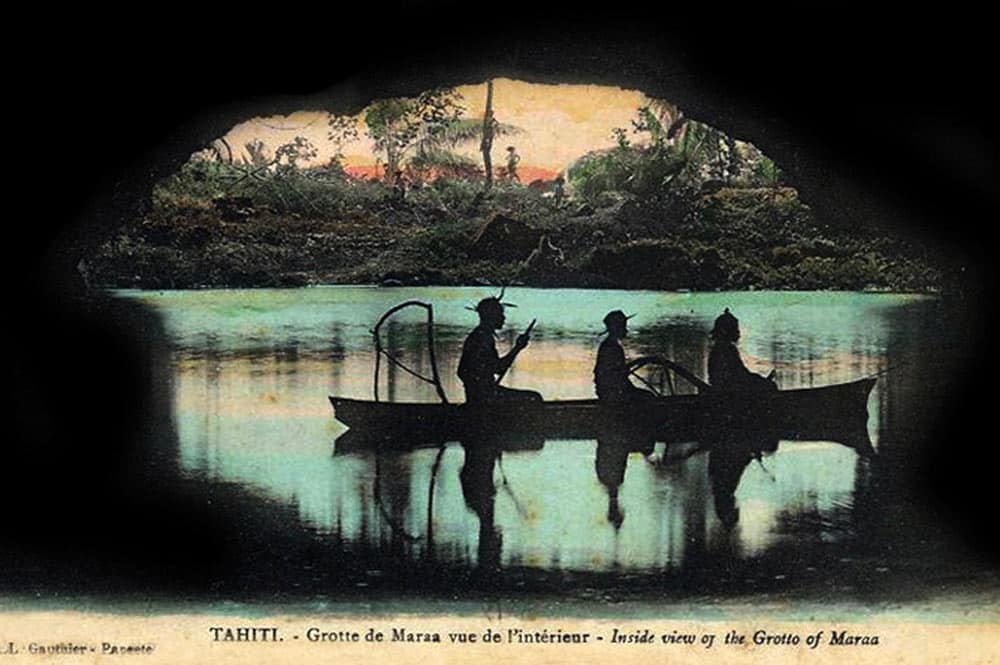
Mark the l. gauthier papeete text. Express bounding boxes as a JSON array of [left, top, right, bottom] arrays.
[[0, 641, 154, 655]]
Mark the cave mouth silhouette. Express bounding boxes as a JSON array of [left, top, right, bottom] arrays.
[[40, 20, 990, 304], [7, 19, 997, 594]]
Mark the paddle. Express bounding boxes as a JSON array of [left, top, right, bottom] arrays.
[[495, 318, 536, 386], [497, 453, 529, 519]]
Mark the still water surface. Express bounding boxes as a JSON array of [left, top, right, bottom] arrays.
[[119, 287, 948, 581]]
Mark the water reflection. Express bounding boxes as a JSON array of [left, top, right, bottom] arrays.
[[595, 440, 630, 528], [459, 440, 503, 573], [120, 287, 952, 581]]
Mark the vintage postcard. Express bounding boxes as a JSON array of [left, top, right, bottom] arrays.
[[5, 15, 997, 665]]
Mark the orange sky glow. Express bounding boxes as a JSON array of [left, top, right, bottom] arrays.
[[219, 79, 653, 178]]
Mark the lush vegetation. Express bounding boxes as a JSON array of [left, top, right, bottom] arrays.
[[87, 91, 952, 293]]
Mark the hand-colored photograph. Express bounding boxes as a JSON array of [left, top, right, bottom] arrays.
[[5, 11, 997, 664]]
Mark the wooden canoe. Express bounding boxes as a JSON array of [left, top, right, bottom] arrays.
[[330, 378, 876, 454]]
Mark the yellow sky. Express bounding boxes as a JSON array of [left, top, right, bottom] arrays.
[[220, 79, 651, 174]]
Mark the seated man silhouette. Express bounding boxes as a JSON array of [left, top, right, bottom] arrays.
[[707, 308, 776, 391], [457, 296, 542, 404], [593, 310, 658, 403], [706, 308, 778, 527], [594, 310, 658, 460]]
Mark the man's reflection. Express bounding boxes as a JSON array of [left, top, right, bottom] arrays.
[[459, 440, 502, 573], [595, 438, 631, 529], [706, 307, 779, 527], [707, 443, 753, 527]]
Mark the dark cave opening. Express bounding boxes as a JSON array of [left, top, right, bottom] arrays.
[[6, 14, 996, 593]]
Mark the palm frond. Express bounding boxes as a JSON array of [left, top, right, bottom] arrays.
[[420, 118, 523, 151]]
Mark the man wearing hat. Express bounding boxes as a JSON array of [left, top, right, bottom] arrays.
[[593, 310, 658, 403], [458, 296, 541, 404]]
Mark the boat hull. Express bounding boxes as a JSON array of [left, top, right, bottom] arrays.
[[330, 378, 876, 454]]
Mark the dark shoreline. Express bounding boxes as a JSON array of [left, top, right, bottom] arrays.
[[103, 281, 942, 296], [85, 184, 958, 295]]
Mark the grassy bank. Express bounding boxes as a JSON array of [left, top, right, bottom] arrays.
[[86, 164, 954, 293]]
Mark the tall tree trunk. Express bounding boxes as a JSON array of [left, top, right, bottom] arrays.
[[386, 147, 399, 182], [481, 79, 495, 191]]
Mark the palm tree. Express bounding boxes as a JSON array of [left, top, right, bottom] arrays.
[[410, 117, 521, 181]]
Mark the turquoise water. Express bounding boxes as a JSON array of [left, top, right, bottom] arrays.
[[118, 287, 942, 575]]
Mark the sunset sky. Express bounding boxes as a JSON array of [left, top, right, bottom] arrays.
[[219, 79, 653, 179]]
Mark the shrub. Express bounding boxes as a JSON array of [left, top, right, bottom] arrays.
[[568, 146, 686, 203]]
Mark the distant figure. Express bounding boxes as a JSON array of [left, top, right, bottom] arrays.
[[594, 310, 658, 403], [392, 169, 406, 202], [505, 146, 521, 182], [552, 176, 565, 207], [707, 308, 776, 391], [458, 295, 542, 404]]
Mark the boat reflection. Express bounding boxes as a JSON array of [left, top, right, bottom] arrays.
[[114, 288, 986, 595], [337, 408, 873, 571]]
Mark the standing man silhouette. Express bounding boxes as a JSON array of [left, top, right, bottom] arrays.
[[505, 146, 521, 182], [594, 310, 657, 403]]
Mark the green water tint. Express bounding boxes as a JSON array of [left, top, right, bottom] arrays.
[[119, 287, 937, 576]]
